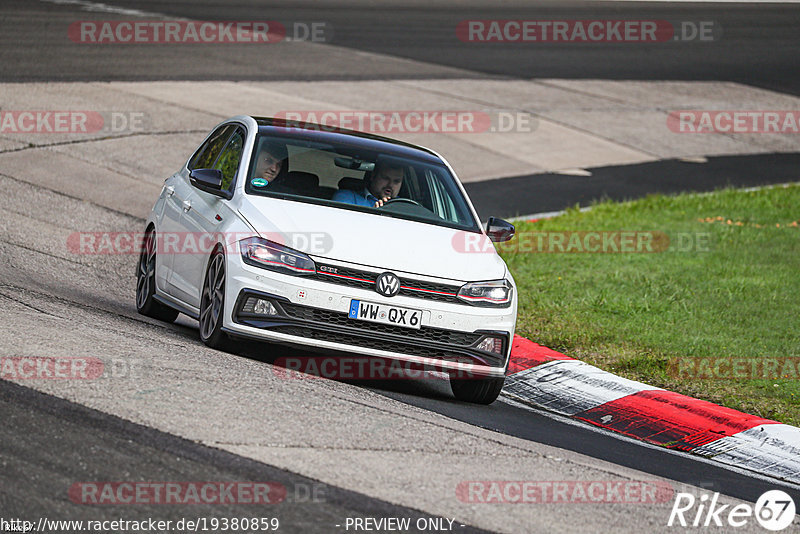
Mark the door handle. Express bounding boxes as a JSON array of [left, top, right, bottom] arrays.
[[165, 185, 175, 197], [182, 200, 192, 212]]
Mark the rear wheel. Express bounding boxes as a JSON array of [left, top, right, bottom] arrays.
[[450, 375, 505, 404], [199, 249, 232, 350], [136, 228, 179, 323]]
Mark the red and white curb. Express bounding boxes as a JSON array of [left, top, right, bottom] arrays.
[[504, 335, 800, 484]]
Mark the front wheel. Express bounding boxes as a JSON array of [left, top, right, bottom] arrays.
[[199, 249, 232, 350], [450, 375, 505, 404]]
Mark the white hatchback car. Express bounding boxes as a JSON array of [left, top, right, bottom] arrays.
[[137, 116, 517, 403]]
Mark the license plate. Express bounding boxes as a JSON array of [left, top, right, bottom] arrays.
[[348, 300, 422, 329]]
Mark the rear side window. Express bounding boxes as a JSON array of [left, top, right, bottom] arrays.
[[189, 124, 236, 170], [213, 128, 245, 192]]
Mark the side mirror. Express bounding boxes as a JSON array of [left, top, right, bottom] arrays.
[[486, 217, 515, 243], [189, 169, 231, 199]]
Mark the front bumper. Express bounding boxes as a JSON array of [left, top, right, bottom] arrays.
[[223, 256, 517, 377]]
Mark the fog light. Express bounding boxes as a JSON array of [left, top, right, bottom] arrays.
[[476, 336, 503, 355], [253, 299, 278, 316]]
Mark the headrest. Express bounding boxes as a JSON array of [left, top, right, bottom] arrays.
[[337, 177, 364, 191], [285, 171, 319, 189]]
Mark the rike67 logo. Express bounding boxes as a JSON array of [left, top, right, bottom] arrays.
[[668, 490, 796, 531]]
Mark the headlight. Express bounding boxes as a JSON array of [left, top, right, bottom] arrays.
[[239, 237, 316, 276], [457, 280, 512, 307]]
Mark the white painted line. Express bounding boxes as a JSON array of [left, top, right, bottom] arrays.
[[502, 353, 800, 486], [692, 424, 800, 485], [509, 207, 591, 222], [40, 0, 175, 18], [499, 396, 800, 494], [555, 168, 592, 177], [504, 359, 660, 416]]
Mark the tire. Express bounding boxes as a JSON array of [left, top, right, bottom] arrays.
[[136, 228, 179, 323], [450, 375, 505, 404], [199, 248, 232, 350]]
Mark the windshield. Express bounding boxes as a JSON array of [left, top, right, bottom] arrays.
[[244, 134, 480, 232]]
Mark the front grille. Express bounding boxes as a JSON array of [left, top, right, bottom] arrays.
[[314, 264, 463, 305], [270, 326, 479, 363], [312, 266, 374, 289], [279, 301, 482, 345]]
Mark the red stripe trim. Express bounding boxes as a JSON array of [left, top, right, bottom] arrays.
[[507, 335, 574, 374], [318, 271, 374, 284], [400, 285, 456, 296], [574, 389, 777, 451]]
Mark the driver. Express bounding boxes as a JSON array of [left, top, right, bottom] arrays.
[[333, 161, 404, 208]]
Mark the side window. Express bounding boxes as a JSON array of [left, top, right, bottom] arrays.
[[425, 168, 465, 224], [188, 124, 236, 170], [213, 128, 245, 192]]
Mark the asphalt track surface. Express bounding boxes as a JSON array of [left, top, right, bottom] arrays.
[[2, 0, 800, 96], [0, 379, 492, 534], [2, 1, 800, 533]]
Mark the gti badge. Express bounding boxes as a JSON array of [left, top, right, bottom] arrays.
[[375, 272, 400, 297]]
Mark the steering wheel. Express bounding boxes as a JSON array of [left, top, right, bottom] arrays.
[[380, 197, 422, 208]]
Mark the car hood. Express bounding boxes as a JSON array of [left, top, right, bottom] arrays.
[[238, 195, 508, 282]]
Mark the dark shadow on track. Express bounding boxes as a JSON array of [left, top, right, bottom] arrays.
[[465, 152, 800, 220]]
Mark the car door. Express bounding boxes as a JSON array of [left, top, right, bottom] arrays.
[[163, 124, 236, 304], [152, 172, 181, 293], [171, 125, 245, 309]]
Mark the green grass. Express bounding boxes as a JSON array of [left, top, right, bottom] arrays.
[[501, 184, 800, 426]]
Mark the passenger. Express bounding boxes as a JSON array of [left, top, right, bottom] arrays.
[[251, 142, 288, 189], [332, 161, 404, 208]]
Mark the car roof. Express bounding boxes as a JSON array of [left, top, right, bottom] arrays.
[[251, 116, 443, 165]]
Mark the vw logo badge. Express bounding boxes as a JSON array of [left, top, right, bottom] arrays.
[[375, 272, 400, 297]]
